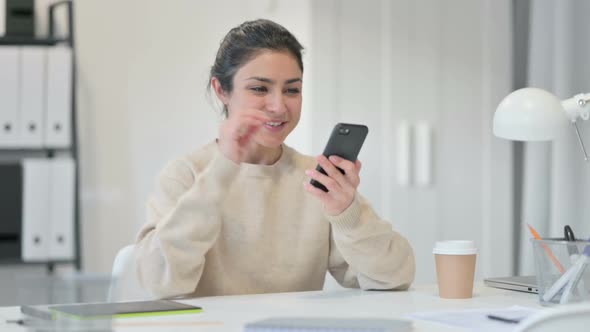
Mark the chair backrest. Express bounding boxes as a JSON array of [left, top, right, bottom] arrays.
[[515, 302, 590, 332], [108, 244, 151, 301]]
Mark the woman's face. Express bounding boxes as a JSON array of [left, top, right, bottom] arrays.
[[224, 50, 303, 148]]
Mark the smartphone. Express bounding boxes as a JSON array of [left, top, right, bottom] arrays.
[[310, 123, 369, 192]]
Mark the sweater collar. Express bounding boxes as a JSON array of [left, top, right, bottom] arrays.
[[212, 141, 292, 177], [240, 144, 292, 177]]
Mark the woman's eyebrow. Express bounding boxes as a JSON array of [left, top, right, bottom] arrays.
[[246, 77, 302, 84]]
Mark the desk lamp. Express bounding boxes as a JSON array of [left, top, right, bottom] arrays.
[[493, 88, 590, 160]]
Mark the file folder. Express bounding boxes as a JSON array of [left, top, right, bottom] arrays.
[[0, 1, 5, 36], [44, 46, 72, 148], [0, 47, 20, 148], [48, 158, 75, 260], [19, 46, 46, 147], [21, 159, 51, 261]]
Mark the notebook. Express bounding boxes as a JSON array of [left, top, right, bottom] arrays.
[[244, 317, 413, 332], [21, 300, 202, 320], [484, 275, 539, 294]]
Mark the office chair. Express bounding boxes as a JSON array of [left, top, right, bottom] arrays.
[[515, 302, 590, 332], [108, 244, 151, 301]]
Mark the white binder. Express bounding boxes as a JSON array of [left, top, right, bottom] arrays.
[[19, 47, 46, 148], [0, 47, 20, 148], [21, 159, 51, 262], [44, 46, 72, 148], [48, 158, 75, 260], [0, 1, 5, 37]]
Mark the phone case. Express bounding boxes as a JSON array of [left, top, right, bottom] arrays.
[[310, 123, 368, 192]]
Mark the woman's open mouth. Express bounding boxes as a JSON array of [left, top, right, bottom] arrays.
[[264, 121, 287, 132]]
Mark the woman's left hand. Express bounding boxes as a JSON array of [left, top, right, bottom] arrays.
[[304, 155, 362, 216]]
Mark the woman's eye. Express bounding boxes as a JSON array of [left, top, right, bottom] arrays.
[[250, 86, 267, 93], [285, 88, 300, 94]]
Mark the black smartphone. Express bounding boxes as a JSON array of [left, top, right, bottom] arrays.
[[310, 123, 369, 192]]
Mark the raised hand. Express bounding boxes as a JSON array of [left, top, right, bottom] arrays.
[[218, 110, 269, 164]]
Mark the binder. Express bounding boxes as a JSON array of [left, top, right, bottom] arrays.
[[19, 46, 46, 147], [48, 158, 75, 260], [0, 46, 20, 148], [21, 159, 51, 262], [44, 46, 72, 148], [0, 1, 5, 37]]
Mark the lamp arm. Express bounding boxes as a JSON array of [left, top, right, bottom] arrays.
[[562, 93, 590, 161], [561, 93, 590, 122]]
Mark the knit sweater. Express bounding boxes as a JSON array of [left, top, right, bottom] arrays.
[[135, 142, 415, 298]]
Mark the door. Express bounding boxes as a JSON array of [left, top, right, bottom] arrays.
[[310, 0, 513, 283]]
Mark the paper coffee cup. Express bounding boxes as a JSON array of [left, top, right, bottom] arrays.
[[433, 241, 477, 299]]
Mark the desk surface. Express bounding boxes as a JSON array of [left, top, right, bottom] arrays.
[[0, 283, 541, 331]]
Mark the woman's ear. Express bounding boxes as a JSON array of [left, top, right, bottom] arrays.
[[211, 77, 229, 105]]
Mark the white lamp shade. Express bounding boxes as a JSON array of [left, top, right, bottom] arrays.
[[493, 88, 569, 141]]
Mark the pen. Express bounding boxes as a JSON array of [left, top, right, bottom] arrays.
[[527, 224, 566, 274], [542, 257, 582, 302], [559, 243, 590, 304], [564, 225, 577, 242], [486, 314, 521, 324]]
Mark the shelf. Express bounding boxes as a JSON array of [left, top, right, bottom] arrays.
[[0, 36, 69, 46], [0, 147, 73, 153], [0, 259, 75, 266], [0, 0, 81, 273]]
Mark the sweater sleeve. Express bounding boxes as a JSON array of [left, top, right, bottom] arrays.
[[326, 194, 416, 290], [135, 149, 239, 298]]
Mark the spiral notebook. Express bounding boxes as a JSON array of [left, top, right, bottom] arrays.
[[243, 317, 413, 332]]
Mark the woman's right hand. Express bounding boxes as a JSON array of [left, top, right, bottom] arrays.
[[218, 110, 269, 164]]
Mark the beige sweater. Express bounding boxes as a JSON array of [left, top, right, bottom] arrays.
[[135, 142, 415, 298]]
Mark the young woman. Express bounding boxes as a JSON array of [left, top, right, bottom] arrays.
[[135, 19, 415, 298]]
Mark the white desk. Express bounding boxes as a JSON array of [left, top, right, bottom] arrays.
[[0, 283, 542, 331]]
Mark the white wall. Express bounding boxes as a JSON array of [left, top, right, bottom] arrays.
[[71, 0, 312, 273], [518, 0, 590, 275], [26, 0, 313, 274], [26, 0, 512, 284]]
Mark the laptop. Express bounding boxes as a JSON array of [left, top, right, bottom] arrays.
[[484, 275, 539, 294]]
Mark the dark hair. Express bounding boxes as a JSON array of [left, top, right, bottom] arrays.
[[208, 19, 304, 117]]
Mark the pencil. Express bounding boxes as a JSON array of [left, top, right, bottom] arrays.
[[527, 223, 565, 274]]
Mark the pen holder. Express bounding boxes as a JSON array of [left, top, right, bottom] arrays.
[[531, 238, 590, 306]]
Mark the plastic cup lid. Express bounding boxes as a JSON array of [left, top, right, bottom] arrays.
[[433, 240, 477, 255]]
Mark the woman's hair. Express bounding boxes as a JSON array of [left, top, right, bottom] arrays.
[[208, 19, 304, 117]]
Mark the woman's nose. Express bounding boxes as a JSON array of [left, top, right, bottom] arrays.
[[265, 93, 287, 115]]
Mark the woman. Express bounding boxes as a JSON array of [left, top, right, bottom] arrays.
[[135, 19, 415, 299]]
